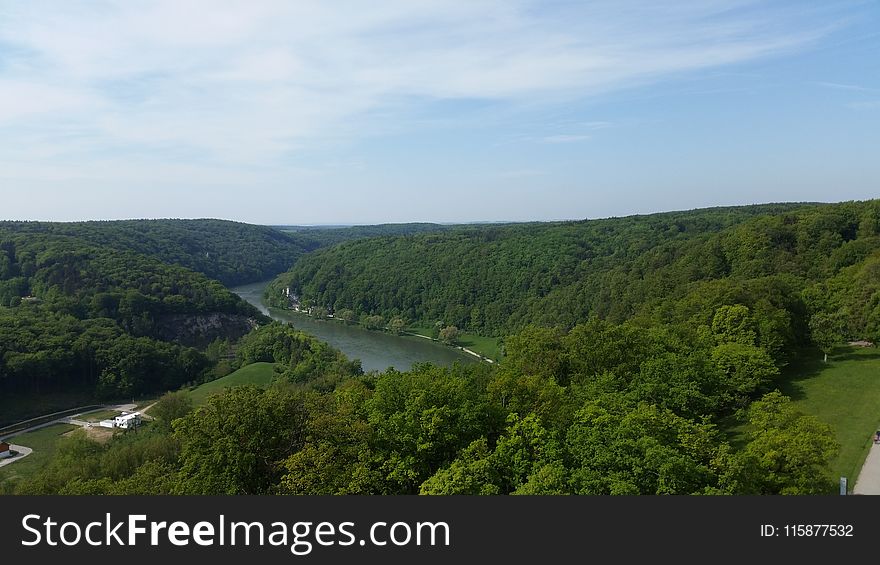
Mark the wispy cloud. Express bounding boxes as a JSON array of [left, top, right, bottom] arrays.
[[812, 81, 879, 93], [580, 121, 615, 130], [541, 134, 592, 144], [0, 0, 852, 180]]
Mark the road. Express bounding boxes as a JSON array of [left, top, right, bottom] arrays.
[[0, 403, 142, 470], [0, 445, 33, 469], [1, 403, 139, 440], [853, 440, 880, 495]]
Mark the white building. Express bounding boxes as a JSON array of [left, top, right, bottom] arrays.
[[114, 413, 141, 429], [99, 412, 142, 429]]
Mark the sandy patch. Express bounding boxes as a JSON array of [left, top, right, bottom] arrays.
[[64, 425, 115, 444]]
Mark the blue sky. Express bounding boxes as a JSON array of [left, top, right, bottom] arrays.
[[0, 0, 877, 224]]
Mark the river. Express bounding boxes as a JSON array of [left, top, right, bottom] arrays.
[[231, 281, 476, 372]]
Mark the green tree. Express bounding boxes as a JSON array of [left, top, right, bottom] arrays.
[[710, 342, 779, 400], [420, 414, 564, 495], [337, 308, 356, 325], [722, 391, 838, 495], [565, 399, 720, 495], [362, 315, 385, 331], [809, 312, 842, 362], [503, 325, 566, 383], [389, 316, 407, 335], [439, 325, 459, 345], [711, 304, 757, 346], [150, 391, 194, 429], [173, 386, 308, 494]]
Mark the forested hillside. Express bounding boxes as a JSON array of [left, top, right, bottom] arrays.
[[270, 201, 880, 347], [0, 219, 469, 420], [0, 219, 313, 287], [3, 202, 877, 495], [0, 226, 267, 413], [275, 222, 459, 249], [3, 319, 839, 496]]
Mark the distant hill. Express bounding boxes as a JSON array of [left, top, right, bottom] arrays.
[[273, 222, 463, 249], [0, 221, 280, 407], [0, 219, 314, 287], [269, 201, 880, 344]]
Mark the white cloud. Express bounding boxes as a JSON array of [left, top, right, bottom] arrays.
[[0, 0, 851, 178]]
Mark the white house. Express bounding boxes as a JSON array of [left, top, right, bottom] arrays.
[[99, 412, 142, 430], [114, 412, 141, 429]]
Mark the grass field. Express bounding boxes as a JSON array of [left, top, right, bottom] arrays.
[[779, 346, 880, 486], [188, 362, 278, 406], [0, 423, 78, 485], [457, 333, 503, 361], [407, 325, 503, 361]]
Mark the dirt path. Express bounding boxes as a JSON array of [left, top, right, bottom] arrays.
[[854, 440, 880, 494]]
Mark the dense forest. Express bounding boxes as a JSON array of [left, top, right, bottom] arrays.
[[0, 220, 467, 422], [0, 219, 462, 288], [0, 224, 269, 412], [274, 222, 459, 250], [3, 202, 878, 495], [269, 201, 880, 348], [2, 319, 838, 495], [0, 219, 312, 287]]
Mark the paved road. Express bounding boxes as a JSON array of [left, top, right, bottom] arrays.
[[854, 440, 880, 495], [1, 403, 139, 440], [0, 445, 33, 469]]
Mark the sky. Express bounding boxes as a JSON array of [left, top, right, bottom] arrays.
[[0, 0, 878, 225]]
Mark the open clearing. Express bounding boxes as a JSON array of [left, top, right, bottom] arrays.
[[0, 423, 77, 485], [189, 362, 278, 406], [780, 346, 880, 486], [407, 325, 503, 361], [64, 425, 115, 444]]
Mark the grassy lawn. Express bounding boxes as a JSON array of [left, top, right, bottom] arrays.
[[407, 325, 503, 361], [189, 362, 278, 406], [778, 346, 880, 486], [0, 423, 78, 485], [457, 333, 503, 361]]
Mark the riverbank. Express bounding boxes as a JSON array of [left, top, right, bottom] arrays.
[[402, 331, 496, 364], [232, 281, 478, 372], [250, 309, 499, 365], [253, 312, 501, 364]]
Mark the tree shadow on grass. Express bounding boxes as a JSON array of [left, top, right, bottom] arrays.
[[777, 348, 830, 402], [777, 346, 880, 402], [831, 349, 880, 363]]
